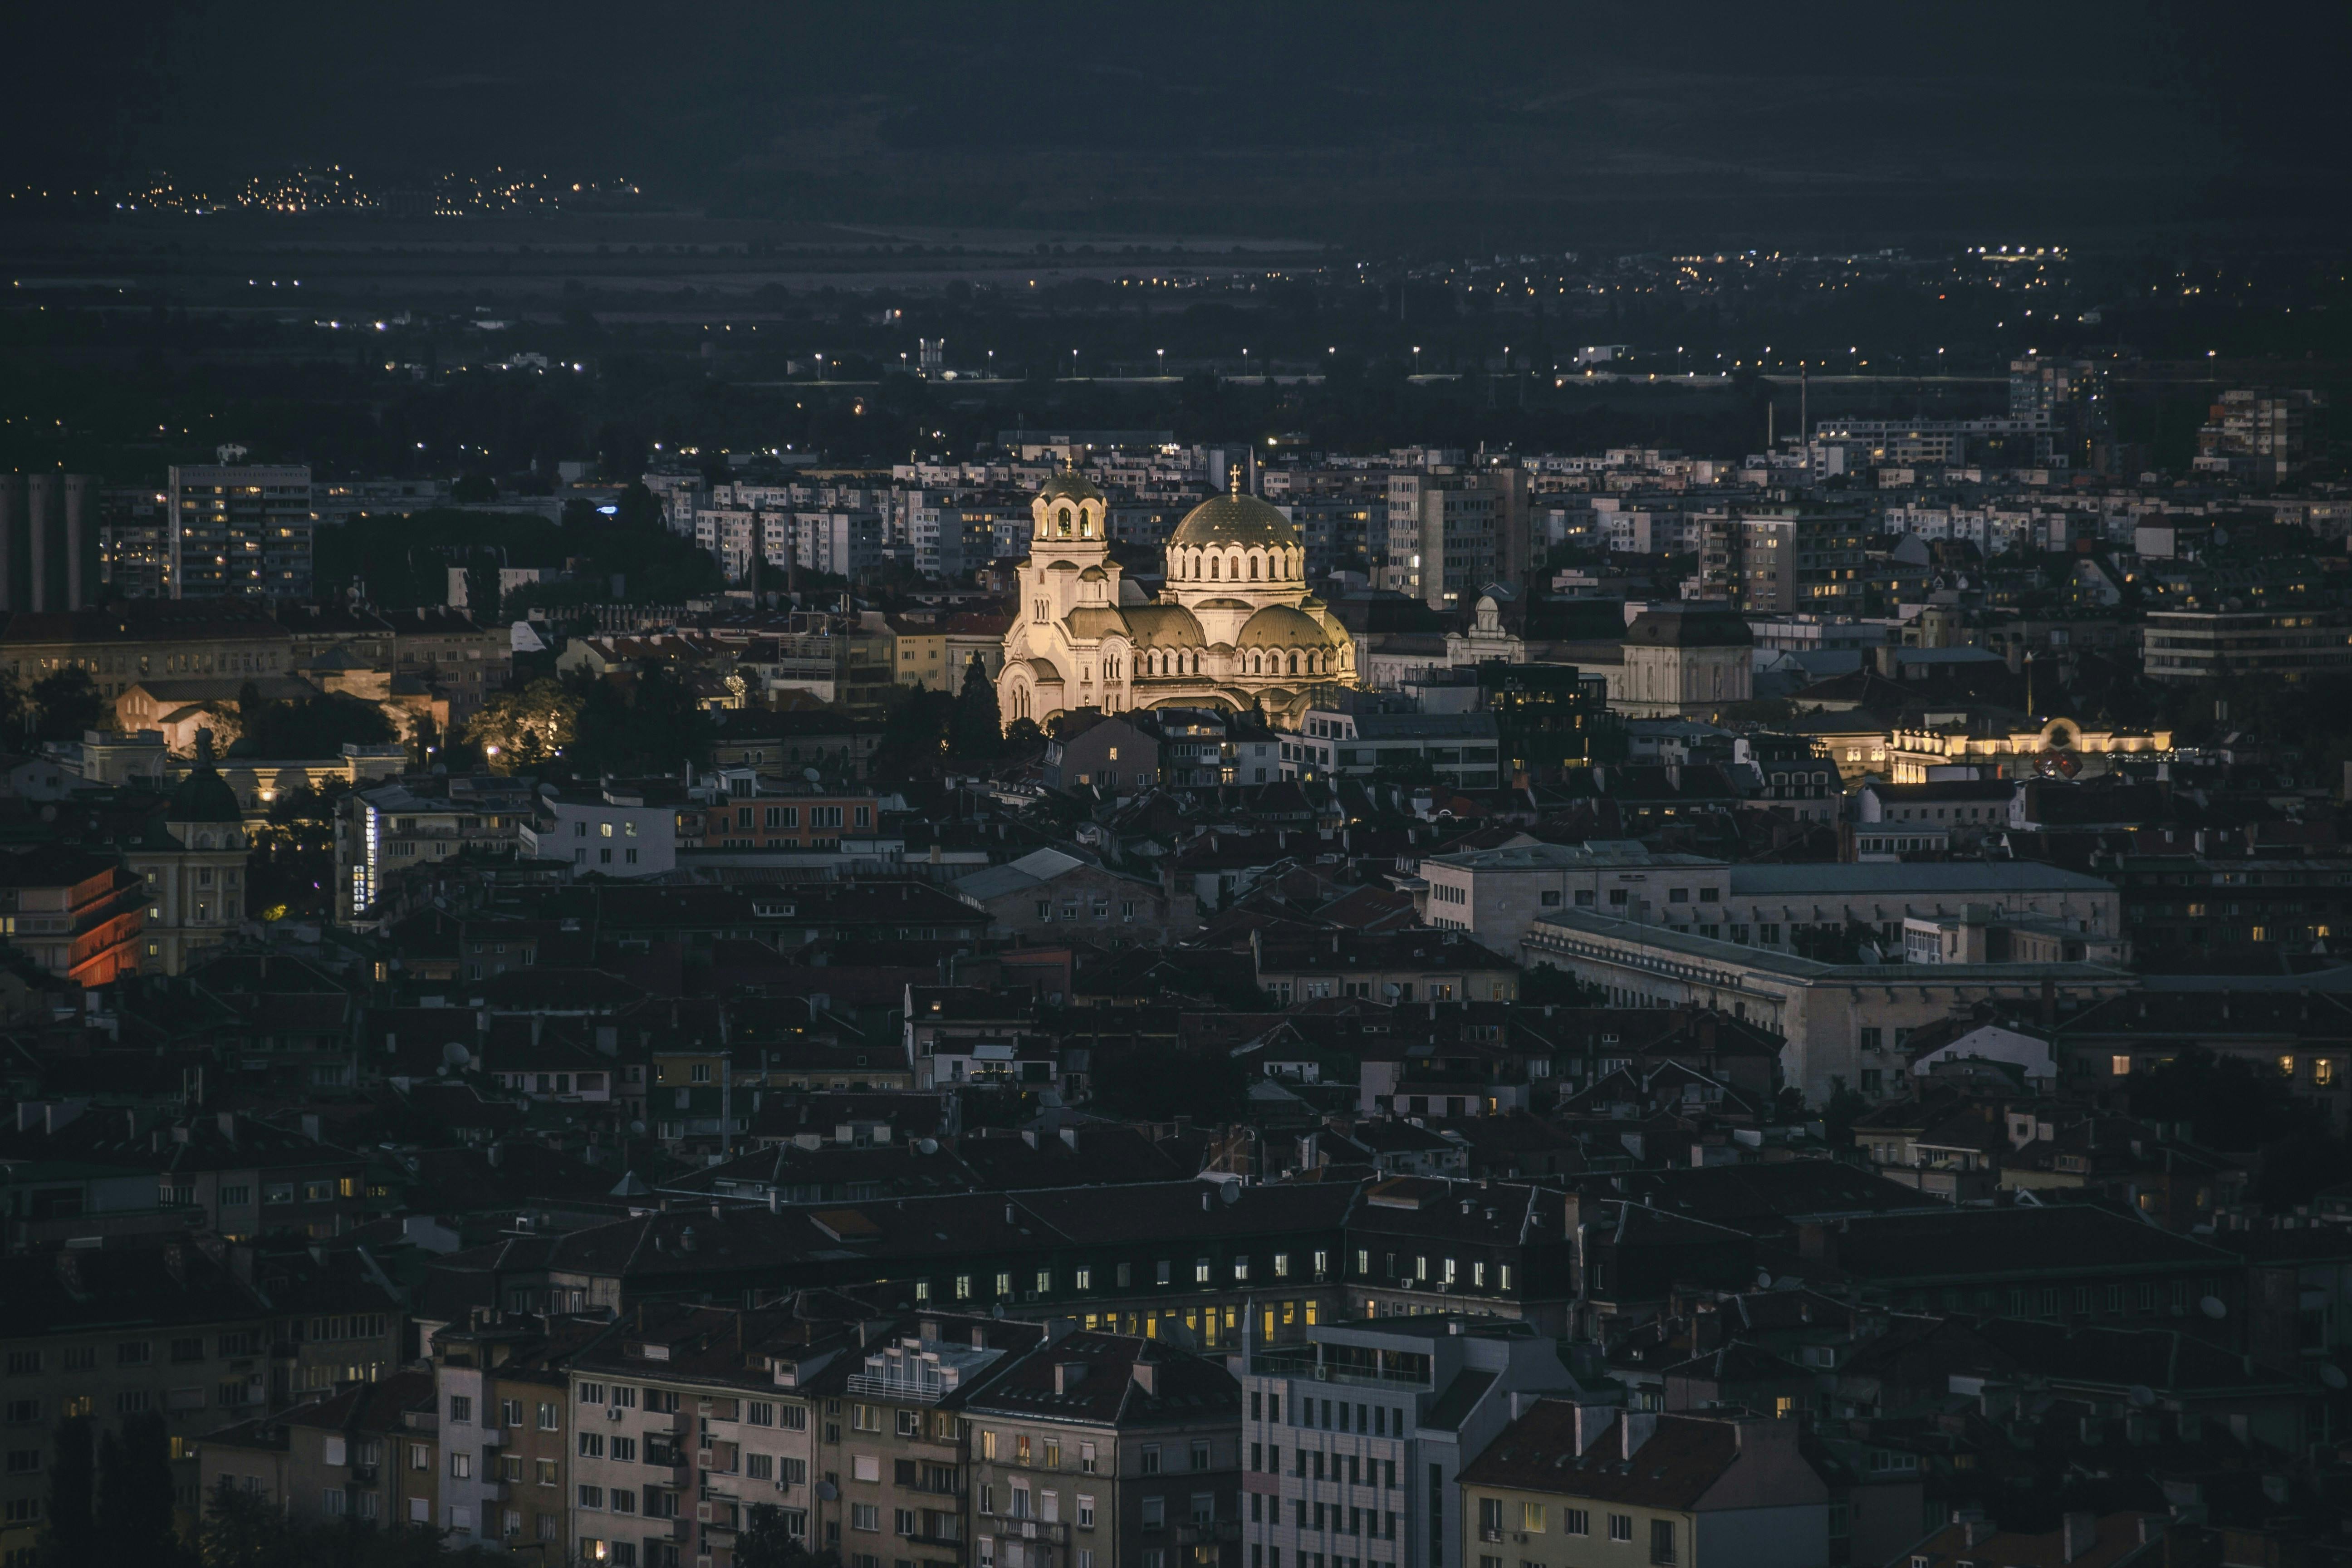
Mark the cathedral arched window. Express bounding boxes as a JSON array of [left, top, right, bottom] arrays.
[[1288, 652, 1299, 675], [1208, 556, 1219, 579], [1249, 555, 1259, 580]]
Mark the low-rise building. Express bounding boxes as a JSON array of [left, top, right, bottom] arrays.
[[198, 1369, 436, 1537], [1457, 1403, 1829, 1568], [0, 842, 145, 986], [519, 779, 689, 879], [1252, 929, 1521, 1004], [1415, 843, 1727, 954]]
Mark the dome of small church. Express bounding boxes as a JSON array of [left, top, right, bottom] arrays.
[[1171, 492, 1296, 550], [167, 767, 243, 825], [1625, 605, 1753, 648], [1236, 604, 1343, 650]]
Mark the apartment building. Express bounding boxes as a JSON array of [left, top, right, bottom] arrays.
[[1456, 1404, 1828, 1568], [1385, 476, 1504, 612], [0, 598, 296, 702], [963, 1331, 1242, 1568], [166, 461, 314, 598], [1241, 1318, 1586, 1568], [0, 1235, 400, 1559], [1699, 503, 1870, 616], [800, 1320, 1017, 1568], [2142, 609, 2352, 684], [198, 1369, 437, 1536], [432, 1314, 614, 1555], [520, 779, 690, 879], [568, 1303, 887, 1568], [694, 777, 882, 851], [336, 779, 530, 925], [0, 843, 146, 987]]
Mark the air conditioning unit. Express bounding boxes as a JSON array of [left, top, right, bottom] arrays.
[[605, 1406, 625, 1421]]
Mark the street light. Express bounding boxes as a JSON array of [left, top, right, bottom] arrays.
[[1412, 345, 1422, 374], [987, 349, 995, 377], [1156, 348, 1165, 377]]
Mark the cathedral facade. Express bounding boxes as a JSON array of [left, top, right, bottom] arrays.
[[997, 472, 1357, 728]]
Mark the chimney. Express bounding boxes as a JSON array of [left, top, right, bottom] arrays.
[[2061, 1512, 2097, 1563], [1132, 1360, 1157, 1396], [1573, 1403, 1611, 1455], [1962, 1519, 1991, 1548], [1621, 1411, 1657, 1459], [300, 1113, 322, 1142], [1054, 1362, 1087, 1394], [2039, 977, 2057, 1030], [216, 1111, 238, 1144]]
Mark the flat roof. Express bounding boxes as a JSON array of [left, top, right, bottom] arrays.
[[1423, 841, 1725, 873], [1728, 864, 2115, 897], [1524, 911, 2136, 986]]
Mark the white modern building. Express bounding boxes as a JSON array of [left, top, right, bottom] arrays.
[[1415, 841, 1729, 953], [1242, 1318, 1591, 1568], [520, 780, 687, 878]]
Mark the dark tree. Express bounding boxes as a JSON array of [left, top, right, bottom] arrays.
[[451, 473, 497, 504], [29, 667, 104, 743], [2128, 1049, 2315, 1152], [464, 553, 502, 624], [736, 1504, 839, 1568], [1092, 1042, 1248, 1124], [234, 697, 398, 759], [43, 1415, 95, 1567], [950, 656, 1003, 759], [96, 1409, 186, 1568]]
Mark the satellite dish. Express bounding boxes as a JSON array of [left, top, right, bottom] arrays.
[[1221, 1181, 1242, 1205], [804, 767, 822, 784], [990, 1302, 1006, 1319], [2199, 1295, 2227, 1321], [2128, 1384, 2156, 1407], [2323, 1365, 2348, 1392], [815, 1481, 839, 1502], [441, 1042, 471, 1069], [916, 1138, 939, 1156], [1755, 1269, 1774, 1290]]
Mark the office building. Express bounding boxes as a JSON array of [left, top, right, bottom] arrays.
[[2142, 610, 2352, 684], [167, 461, 314, 598], [1242, 1318, 1586, 1568]]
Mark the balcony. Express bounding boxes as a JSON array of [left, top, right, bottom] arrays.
[[995, 1519, 1069, 1546], [1181, 1521, 1241, 1545], [644, 1410, 693, 1436]]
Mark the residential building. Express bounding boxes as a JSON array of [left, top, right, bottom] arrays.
[[1702, 502, 1871, 616], [100, 483, 171, 599], [1044, 712, 1162, 795], [964, 1330, 1242, 1568], [336, 779, 532, 925], [0, 842, 145, 986], [954, 847, 1195, 949], [520, 780, 690, 879], [2193, 389, 2323, 482], [1251, 929, 1521, 1004], [198, 1370, 436, 1538], [1243, 1318, 1588, 1568], [431, 1314, 612, 1554], [2141, 609, 2352, 684], [166, 461, 314, 598], [1457, 1403, 1828, 1568]]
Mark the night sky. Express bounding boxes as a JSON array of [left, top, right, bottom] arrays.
[[9, 0, 2351, 248]]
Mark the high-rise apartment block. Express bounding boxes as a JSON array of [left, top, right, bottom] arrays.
[[167, 460, 314, 598], [0, 472, 103, 610], [1385, 470, 1528, 611], [2195, 389, 2324, 483], [1698, 502, 1869, 615]]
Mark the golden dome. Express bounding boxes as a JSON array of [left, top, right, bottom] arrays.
[[1171, 492, 1296, 550]]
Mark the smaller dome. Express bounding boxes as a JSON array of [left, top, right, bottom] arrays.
[[1626, 606, 1752, 649], [1237, 604, 1342, 650], [168, 767, 242, 825], [1038, 469, 1105, 505], [1078, 565, 1108, 582]]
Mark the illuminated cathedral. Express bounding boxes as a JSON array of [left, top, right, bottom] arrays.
[[996, 470, 1357, 727]]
